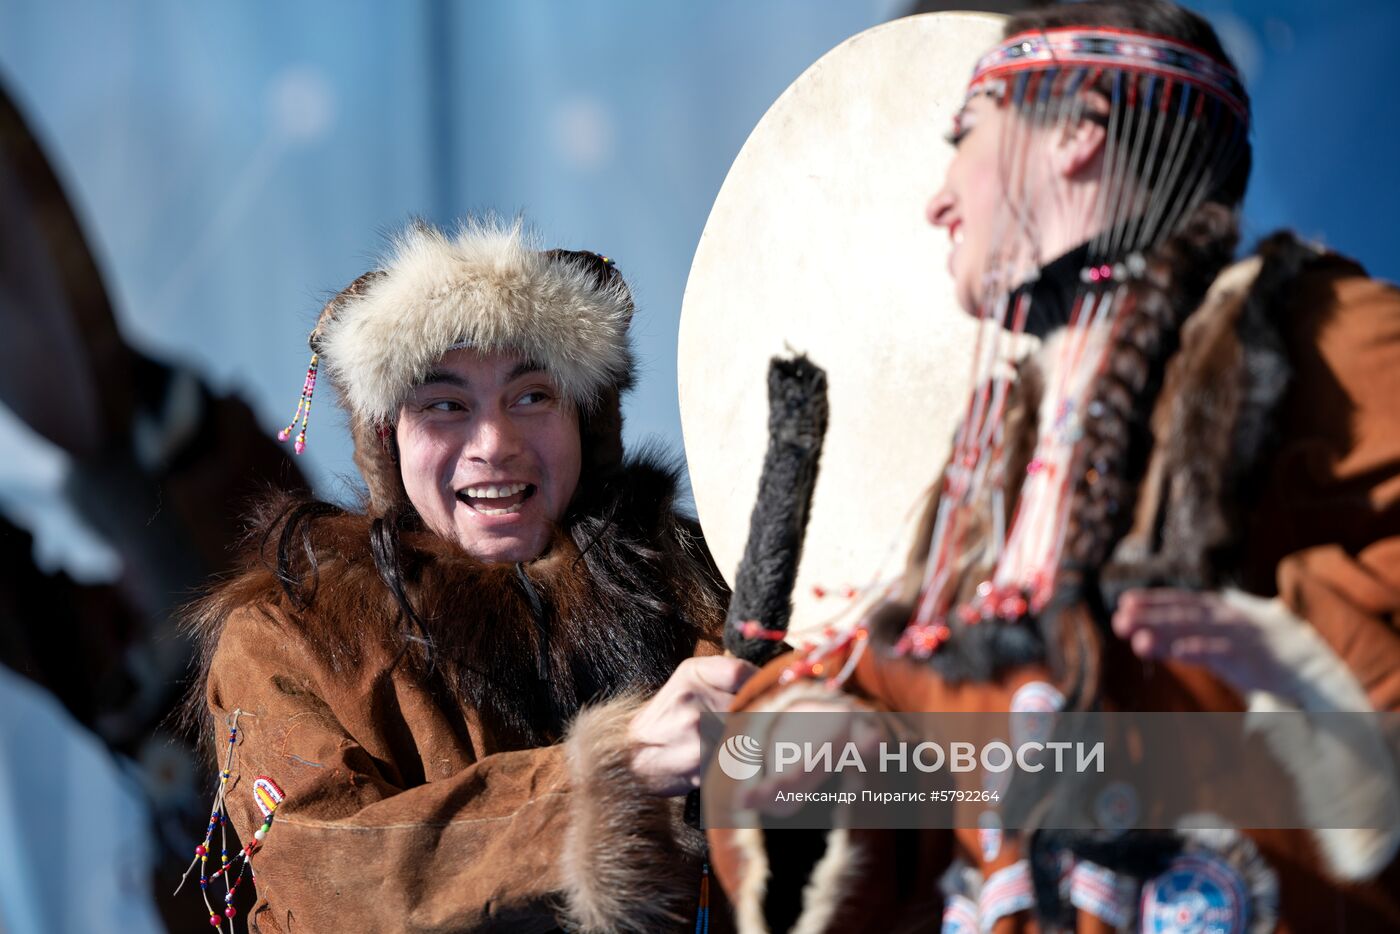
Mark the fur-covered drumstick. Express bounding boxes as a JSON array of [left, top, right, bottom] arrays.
[[723, 354, 829, 665]]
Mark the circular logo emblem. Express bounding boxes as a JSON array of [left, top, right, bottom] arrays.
[[1141, 852, 1248, 934], [1093, 781, 1140, 833], [1010, 681, 1064, 749], [717, 733, 764, 780]]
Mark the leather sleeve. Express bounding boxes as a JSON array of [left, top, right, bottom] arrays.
[[1261, 263, 1400, 712], [206, 605, 701, 933]]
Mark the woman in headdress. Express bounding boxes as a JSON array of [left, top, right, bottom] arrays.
[[713, 1, 1400, 930], [186, 220, 752, 932]]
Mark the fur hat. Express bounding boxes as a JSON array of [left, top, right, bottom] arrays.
[[300, 218, 637, 514]]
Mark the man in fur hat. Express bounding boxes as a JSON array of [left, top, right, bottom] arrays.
[[191, 220, 751, 932]]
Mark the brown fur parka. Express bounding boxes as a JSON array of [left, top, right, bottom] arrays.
[[190, 455, 729, 933]]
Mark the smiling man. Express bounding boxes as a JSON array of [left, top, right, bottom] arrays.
[[189, 220, 752, 932], [396, 351, 583, 563]]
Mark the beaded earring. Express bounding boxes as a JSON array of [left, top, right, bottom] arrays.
[[276, 351, 319, 454], [175, 710, 280, 930]]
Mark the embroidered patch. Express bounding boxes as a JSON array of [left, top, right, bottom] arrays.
[[252, 776, 286, 819], [1070, 859, 1136, 927], [1141, 852, 1248, 934], [1010, 680, 1064, 714], [941, 893, 978, 934], [979, 860, 1035, 927], [1093, 780, 1140, 833], [1010, 680, 1063, 749], [977, 810, 1003, 863]]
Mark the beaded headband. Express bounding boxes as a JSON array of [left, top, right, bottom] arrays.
[[886, 23, 1252, 661], [966, 27, 1248, 122]]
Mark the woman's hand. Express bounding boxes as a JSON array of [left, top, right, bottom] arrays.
[[1111, 588, 1287, 696], [628, 656, 758, 796]]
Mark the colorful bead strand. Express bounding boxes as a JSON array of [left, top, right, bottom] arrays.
[[276, 352, 319, 454], [175, 710, 269, 933]]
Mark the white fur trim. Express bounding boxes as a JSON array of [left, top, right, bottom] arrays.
[[1222, 589, 1372, 714], [792, 829, 862, 934], [727, 827, 863, 934], [559, 694, 696, 933], [730, 683, 870, 933], [320, 218, 633, 423], [1224, 589, 1400, 881], [732, 827, 771, 934]]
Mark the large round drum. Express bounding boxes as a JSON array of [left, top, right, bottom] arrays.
[[679, 12, 1006, 635]]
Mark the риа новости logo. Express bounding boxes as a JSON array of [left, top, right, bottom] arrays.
[[717, 734, 764, 780]]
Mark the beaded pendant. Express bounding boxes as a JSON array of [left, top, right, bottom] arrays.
[[174, 710, 280, 930], [276, 352, 320, 454]]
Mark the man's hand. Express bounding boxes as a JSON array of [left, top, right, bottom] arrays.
[[628, 656, 758, 796]]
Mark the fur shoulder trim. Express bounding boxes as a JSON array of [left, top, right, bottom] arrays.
[[1103, 228, 1323, 595], [189, 448, 703, 652], [319, 218, 635, 423], [1227, 589, 1400, 882], [183, 451, 725, 744]]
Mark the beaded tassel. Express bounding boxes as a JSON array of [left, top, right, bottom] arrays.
[[276, 352, 319, 454], [175, 710, 277, 932]]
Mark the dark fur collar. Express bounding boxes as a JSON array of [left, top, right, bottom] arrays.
[[876, 228, 1331, 924], [186, 453, 727, 749], [1100, 230, 1323, 598], [901, 223, 1324, 686]]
